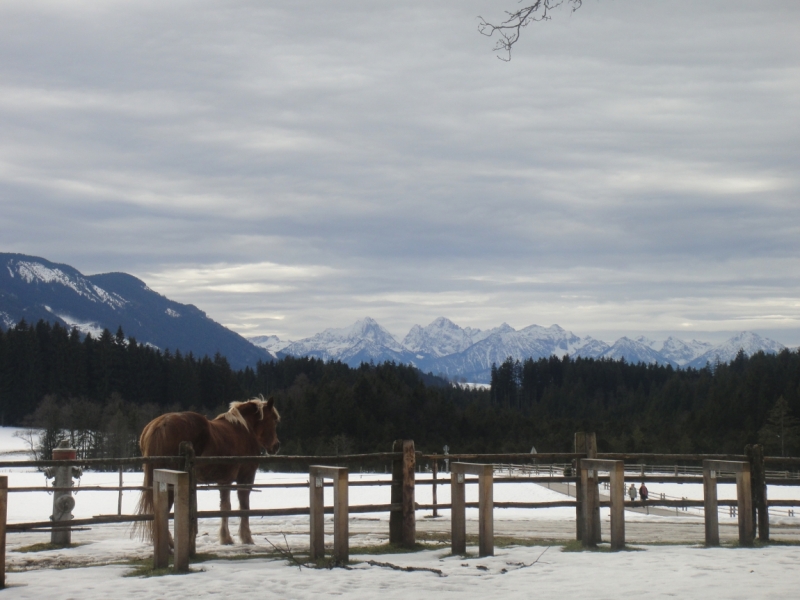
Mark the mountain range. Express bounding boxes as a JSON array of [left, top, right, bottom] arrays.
[[0, 253, 790, 381], [255, 317, 790, 383]]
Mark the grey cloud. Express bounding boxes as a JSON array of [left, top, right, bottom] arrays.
[[1, 1, 799, 343]]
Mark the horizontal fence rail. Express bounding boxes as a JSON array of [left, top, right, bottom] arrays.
[[2, 440, 799, 550]]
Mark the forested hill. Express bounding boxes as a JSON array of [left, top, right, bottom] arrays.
[[1, 320, 799, 457]]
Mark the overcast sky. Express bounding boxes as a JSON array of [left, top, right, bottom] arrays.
[[2, 1, 799, 344]]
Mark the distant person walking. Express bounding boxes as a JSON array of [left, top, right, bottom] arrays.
[[639, 482, 649, 514], [628, 483, 637, 502]]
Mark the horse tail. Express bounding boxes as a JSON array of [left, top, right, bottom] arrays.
[[132, 417, 170, 542]]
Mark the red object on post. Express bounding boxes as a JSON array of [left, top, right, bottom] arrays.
[[52, 447, 77, 461]]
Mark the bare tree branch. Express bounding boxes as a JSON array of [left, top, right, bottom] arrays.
[[478, 1, 583, 61]]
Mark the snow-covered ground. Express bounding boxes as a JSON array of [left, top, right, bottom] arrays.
[[2, 428, 800, 598]]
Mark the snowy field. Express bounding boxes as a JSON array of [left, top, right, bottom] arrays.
[[2, 428, 800, 599]]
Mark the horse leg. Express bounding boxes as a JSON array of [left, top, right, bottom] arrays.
[[219, 488, 235, 545], [237, 487, 254, 545]]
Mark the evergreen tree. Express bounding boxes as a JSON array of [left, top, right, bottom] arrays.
[[759, 396, 800, 456]]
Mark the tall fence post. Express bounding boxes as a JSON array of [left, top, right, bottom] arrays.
[[180, 441, 198, 557], [390, 440, 415, 547], [309, 466, 349, 563], [0, 476, 7, 590], [431, 459, 439, 517], [450, 462, 494, 557], [746, 444, 768, 542], [575, 432, 599, 544], [402, 440, 416, 547], [153, 469, 190, 572], [390, 440, 403, 544], [703, 461, 720, 546], [703, 460, 753, 547]]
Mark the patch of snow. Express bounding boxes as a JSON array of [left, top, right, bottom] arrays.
[[10, 260, 126, 309], [54, 313, 105, 338], [165, 308, 181, 318]]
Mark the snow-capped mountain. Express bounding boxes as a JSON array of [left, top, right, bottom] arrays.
[[0, 253, 270, 369], [402, 317, 488, 358], [270, 317, 790, 382], [279, 317, 417, 365], [249, 335, 289, 359], [686, 332, 786, 369], [599, 337, 676, 366], [658, 337, 714, 366], [419, 323, 587, 382]]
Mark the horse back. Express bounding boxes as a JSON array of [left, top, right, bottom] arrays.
[[140, 411, 211, 457]]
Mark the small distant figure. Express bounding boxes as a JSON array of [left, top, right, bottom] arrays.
[[639, 482, 649, 514], [628, 483, 637, 502]]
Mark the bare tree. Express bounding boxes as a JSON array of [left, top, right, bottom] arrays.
[[478, 0, 584, 61]]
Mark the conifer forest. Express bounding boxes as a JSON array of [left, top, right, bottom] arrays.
[[1, 320, 799, 459]]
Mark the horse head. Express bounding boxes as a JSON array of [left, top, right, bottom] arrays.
[[225, 396, 281, 454]]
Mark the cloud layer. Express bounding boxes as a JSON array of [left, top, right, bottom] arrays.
[[2, 1, 799, 343]]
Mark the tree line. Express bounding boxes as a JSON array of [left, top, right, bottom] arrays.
[[1, 319, 799, 460]]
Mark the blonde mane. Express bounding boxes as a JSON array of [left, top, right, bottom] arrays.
[[219, 395, 280, 431]]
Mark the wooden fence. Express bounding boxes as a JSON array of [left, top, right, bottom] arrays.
[[2, 435, 800, 580]]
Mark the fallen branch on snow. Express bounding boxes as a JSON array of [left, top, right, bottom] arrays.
[[365, 560, 447, 577]]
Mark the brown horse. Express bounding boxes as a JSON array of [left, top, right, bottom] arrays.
[[135, 396, 280, 545]]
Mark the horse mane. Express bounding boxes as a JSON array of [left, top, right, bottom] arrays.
[[218, 395, 280, 431]]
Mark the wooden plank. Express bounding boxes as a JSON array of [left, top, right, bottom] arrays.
[[180, 441, 198, 558], [737, 470, 754, 546], [309, 469, 325, 560], [478, 464, 493, 557], [703, 462, 720, 546], [704, 460, 749, 474], [431, 460, 438, 517], [172, 472, 190, 572], [401, 440, 416, 548], [389, 440, 403, 545], [0, 476, 7, 589], [579, 459, 596, 548], [451, 466, 466, 555], [333, 469, 349, 563], [574, 432, 585, 542], [153, 471, 169, 569], [746, 444, 769, 541], [609, 461, 625, 550]]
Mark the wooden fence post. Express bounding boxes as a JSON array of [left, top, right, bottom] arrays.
[[703, 460, 753, 547], [574, 433, 584, 541], [309, 466, 349, 563], [450, 462, 494, 557], [746, 444, 768, 542], [0, 476, 6, 590], [703, 461, 720, 546], [390, 440, 403, 544], [477, 464, 493, 557], [431, 459, 438, 517], [609, 460, 625, 550], [389, 440, 416, 547], [401, 440, 416, 548], [736, 465, 754, 547], [153, 469, 190, 572], [180, 441, 198, 557], [451, 464, 466, 555], [309, 468, 325, 560], [575, 432, 599, 544]]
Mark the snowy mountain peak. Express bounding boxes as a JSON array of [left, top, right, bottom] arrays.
[[686, 332, 786, 369], [402, 316, 484, 358], [6, 257, 127, 310]]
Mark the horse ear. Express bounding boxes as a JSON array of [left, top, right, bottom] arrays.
[[266, 396, 274, 411]]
